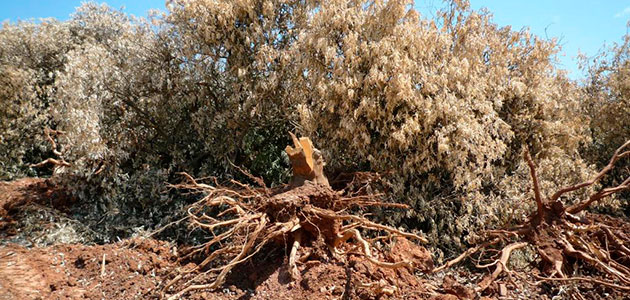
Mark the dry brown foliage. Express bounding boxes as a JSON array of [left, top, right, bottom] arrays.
[[581, 30, 630, 209], [0, 0, 622, 255], [291, 0, 592, 251]]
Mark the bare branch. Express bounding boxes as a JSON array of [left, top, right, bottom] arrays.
[[524, 149, 545, 218], [567, 176, 630, 214], [476, 242, 528, 292], [551, 140, 630, 203], [30, 158, 70, 168]]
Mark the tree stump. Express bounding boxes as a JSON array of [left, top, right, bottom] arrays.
[[285, 132, 329, 187]]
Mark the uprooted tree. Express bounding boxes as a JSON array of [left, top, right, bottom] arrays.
[[162, 134, 430, 299], [434, 140, 630, 294]]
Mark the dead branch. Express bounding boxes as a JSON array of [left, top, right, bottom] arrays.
[[30, 128, 70, 170], [44, 128, 64, 157], [433, 238, 501, 273], [524, 149, 545, 218], [101, 254, 106, 278], [567, 176, 630, 214], [550, 140, 630, 203], [30, 158, 70, 168]]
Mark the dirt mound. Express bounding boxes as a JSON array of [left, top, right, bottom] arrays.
[[1, 178, 45, 238], [3, 173, 629, 299], [167, 236, 433, 300], [0, 238, 174, 299], [0, 177, 72, 230], [1, 178, 49, 220], [0, 175, 440, 300], [0, 237, 442, 300], [0, 178, 99, 247]]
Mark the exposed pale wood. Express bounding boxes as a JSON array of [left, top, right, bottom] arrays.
[[285, 132, 329, 187]]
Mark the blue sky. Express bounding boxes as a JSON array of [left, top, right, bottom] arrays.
[[2, 1, 629, 80], [418, 0, 630, 79], [0, 0, 164, 21]]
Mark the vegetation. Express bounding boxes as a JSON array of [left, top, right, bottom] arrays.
[[0, 0, 628, 259], [581, 33, 630, 213]]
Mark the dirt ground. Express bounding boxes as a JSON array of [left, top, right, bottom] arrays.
[[1, 178, 629, 300], [0, 178, 446, 300], [0, 238, 174, 299], [0, 238, 434, 300]]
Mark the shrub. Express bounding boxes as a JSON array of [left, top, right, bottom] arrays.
[[164, 0, 311, 180], [0, 1, 601, 253], [0, 19, 74, 179], [51, 1, 304, 201], [293, 0, 593, 253], [580, 31, 630, 211], [582, 33, 630, 160], [41, 2, 304, 237]]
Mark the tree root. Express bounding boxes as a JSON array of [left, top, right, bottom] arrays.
[[163, 172, 427, 298], [335, 228, 414, 269], [289, 231, 302, 281], [355, 279, 397, 296], [476, 242, 527, 292], [435, 140, 630, 296], [433, 238, 500, 273]]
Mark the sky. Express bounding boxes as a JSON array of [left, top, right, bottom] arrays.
[[2, 1, 629, 80], [0, 0, 164, 22], [415, 0, 630, 80]]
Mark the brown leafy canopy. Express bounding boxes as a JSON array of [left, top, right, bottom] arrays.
[[165, 0, 311, 176], [0, 0, 623, 252], [292, 0, 592, 251], [0, 20, 72, 179], [581, 30, 630, 207], [583, 32, 630, 156], [296, 0, 585, 187]]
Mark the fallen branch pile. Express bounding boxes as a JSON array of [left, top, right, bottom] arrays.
[[163, 134, 428, 299], [434, 140, 630, 296]]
